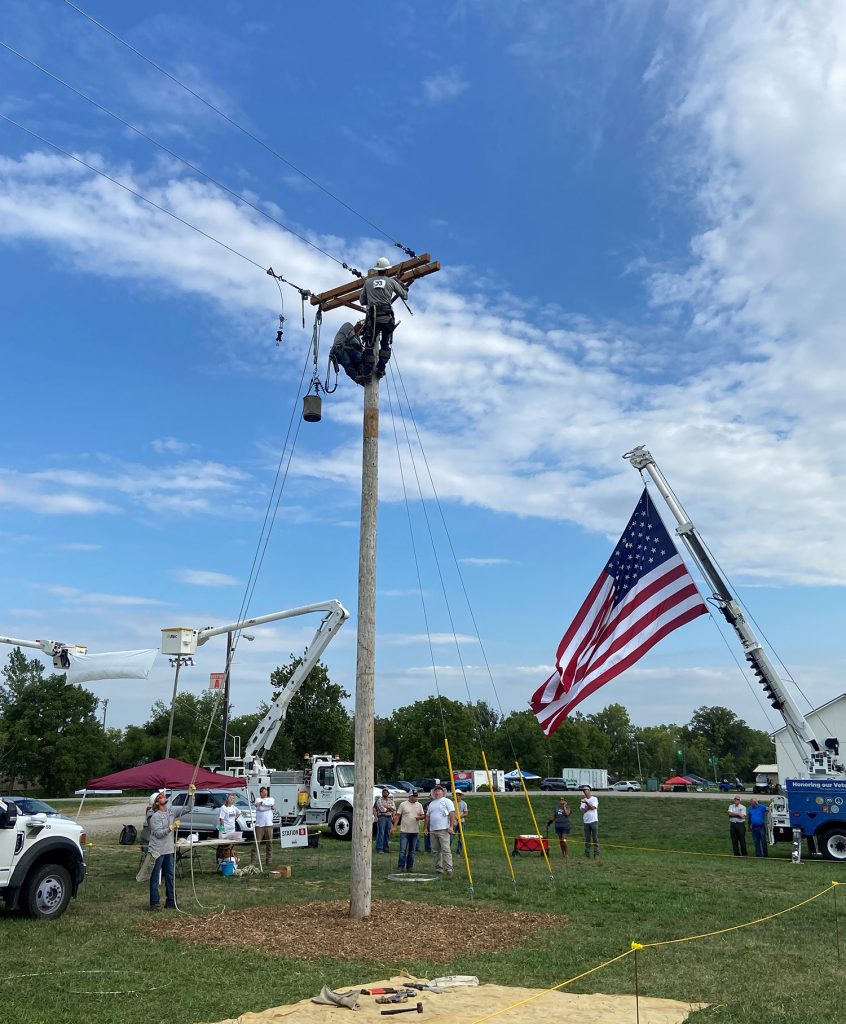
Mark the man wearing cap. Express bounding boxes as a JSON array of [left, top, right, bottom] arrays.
[[425, 784, 456, 876], [395, 790, 425, 871], [358, 258, 409, 380], [372, 787, 396, 854], [579, 786, 600, 858]]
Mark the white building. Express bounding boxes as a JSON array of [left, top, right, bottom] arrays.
[[770, 693, 846, 781]]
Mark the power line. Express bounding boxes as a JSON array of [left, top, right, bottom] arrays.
[[62, 0, 418, 258], [0, 39, 359, 277], [0, 111, 310, 295]]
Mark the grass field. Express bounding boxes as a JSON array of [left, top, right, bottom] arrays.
[[2, 793, 843, 1024]]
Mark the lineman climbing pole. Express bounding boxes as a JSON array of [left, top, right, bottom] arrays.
[[310, 254, 440, 920]]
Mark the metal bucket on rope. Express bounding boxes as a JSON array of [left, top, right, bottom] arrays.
[[303, 307, 324, 422], [303, 391, 322, 422]]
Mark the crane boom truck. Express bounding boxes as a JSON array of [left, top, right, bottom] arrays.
[[167, 599, 388, 839], [624, 446, 846, 861], [0, 634, 89, 918]]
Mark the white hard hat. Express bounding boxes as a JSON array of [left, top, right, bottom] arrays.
[[373, 257, 391, 271]]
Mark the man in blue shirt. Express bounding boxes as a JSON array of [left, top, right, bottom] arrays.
[[747, 797, 768, 857]]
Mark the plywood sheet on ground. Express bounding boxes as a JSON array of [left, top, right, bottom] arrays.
[[204, 976, 704, 1024]]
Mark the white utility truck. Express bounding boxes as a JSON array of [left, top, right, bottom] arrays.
[[0, 635, 89, 918]]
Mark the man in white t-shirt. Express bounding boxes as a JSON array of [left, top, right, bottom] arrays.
[[580, 786, 599, 858], [728, 795, 747, 856], [425, 785, 456, 875], [251, 786, 276, 868]]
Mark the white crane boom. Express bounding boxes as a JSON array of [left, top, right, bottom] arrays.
[[624, 445, 830, 776], [192, 600, 349, 774], [0, 635, 87, 668]]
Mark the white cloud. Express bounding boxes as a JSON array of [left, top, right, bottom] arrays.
[[174, 569, 240, 587], [151, 437, 197, 455], [4, 28, 846, 594], [422, 69, 469, 104], [459, 557, 511, 567], [0, 469, 119, 516], [381, 632, 478, 646], [41, 584, 167, 607]]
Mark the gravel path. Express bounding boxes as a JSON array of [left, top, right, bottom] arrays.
[[74, 798, 149, 837]]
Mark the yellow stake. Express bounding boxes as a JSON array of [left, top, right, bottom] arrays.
[[444, 737, 474, 888], [516, 759, 555, 878], [482, 749, 517, 884]]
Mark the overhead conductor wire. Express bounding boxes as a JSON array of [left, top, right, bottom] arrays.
[[384, 377, 474, 893], [61, 0, 418, 258], [0, 40, 355, 279], [391, 355, 553, 877], [385, 371, 516, 888]]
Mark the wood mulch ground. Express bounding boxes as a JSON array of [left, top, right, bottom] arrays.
[[145, 899, 562, 961]]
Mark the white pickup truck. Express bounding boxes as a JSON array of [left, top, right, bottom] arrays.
[[0, 797, 86, 919]]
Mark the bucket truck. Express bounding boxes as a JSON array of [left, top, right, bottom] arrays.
[[163, 600, 392, 839], [625, 446, 846, 860]]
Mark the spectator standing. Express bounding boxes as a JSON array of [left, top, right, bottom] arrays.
[[395, 790, 425, 871], [426, 784, 456, 876], [251, 786, 275, 869], [373, 788, 396, 854], [547, 797, 572, 859], [728, 795, 748, 856], [580, 786, 600, 858], [452, 796, 469, 856], [148, 785, 195, 910], [218, 792, 247, 866], [747, 797, 768, 857]]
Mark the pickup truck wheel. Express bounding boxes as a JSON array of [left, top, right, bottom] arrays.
[[21, 863, 73, 919], [820, 827, 846, 861], [329, 810, 352, 840]]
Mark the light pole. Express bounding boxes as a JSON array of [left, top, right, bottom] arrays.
[[633, 741, 645, 783], [165, 655, 195, 759], [545, 755, 552, 777], [221, 632, 254, 768]]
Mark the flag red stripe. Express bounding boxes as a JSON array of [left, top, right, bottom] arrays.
[[541, 603, 708, 727]]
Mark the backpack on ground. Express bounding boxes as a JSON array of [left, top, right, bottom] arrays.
[[119, 823, 138, 845]]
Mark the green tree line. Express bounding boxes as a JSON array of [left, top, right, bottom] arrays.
[[0, 648, 774, 794]]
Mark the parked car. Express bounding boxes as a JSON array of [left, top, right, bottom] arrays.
[[168, 789, 261, 836], [610, 780, 641, 792], [539, 777, 569, 791], [410, 778, 440, 794], [382, 780, 416, 794], [1, 796, 73, 820]]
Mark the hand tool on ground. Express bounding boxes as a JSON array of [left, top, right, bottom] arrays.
[[380, 1003, 423, 1016], [376, 995, 408, 1004], [361, 987, 400, 995]]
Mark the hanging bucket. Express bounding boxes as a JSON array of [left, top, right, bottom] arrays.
[[302, 394, 322, 422]]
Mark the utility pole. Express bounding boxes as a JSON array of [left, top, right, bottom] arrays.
[[634, 741, 645, 783], [311, 254, 440, 921], [350, 374, 378, 920], [99, 697, 109, 729]]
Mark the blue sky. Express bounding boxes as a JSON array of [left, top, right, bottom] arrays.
[[2, 1, 845, 743]]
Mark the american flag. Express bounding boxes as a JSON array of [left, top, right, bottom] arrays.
[[530, 488, 708, 737]]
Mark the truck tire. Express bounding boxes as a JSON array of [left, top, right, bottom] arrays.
[[819, 826, 846, 861], [329, 809, 353, 840], [21, 863, 73, 920]]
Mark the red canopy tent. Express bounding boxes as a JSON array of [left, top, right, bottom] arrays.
[[86, 757, 246, 791]]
